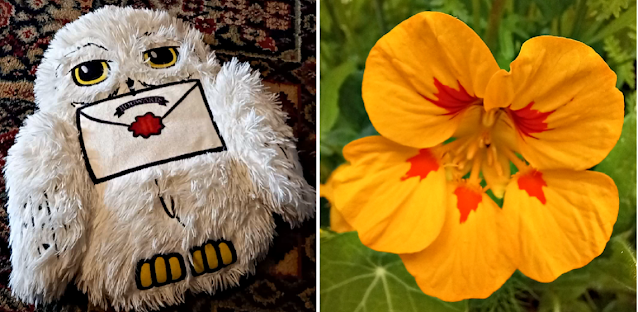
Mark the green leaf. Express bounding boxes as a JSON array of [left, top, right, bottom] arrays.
[[615, 61, 636, 89], [321, 122, 360, 153], [430, 0, 471, 22], [469, 272, 530, 312], [320, 232, 468, 312], [603, 35, 634, 63], [338, 70, 371, 131], [320, 0, 333, 35], [603, 35, 636, 89], [601, 292, 637, 312], [533, 268, 593, 312], [626, 91, 636, 115], [588, 236, 637, 292], [586, 0, 630, 21], [320, 62, 357, 134], [320, 198, 332, 228], [595, 111, 636, 234], [585, 4, 636, 44]]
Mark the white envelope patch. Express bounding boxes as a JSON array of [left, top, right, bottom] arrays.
[[76, 79, 226, 184]]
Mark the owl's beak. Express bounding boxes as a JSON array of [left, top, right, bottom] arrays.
[[126, 78, 135, 92], [126, 78, 136, 94], [117, 78, 144, 96]]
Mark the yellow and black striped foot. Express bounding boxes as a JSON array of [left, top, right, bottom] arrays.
[[190, 240, 237, 276], [136, 253, 186, 290]]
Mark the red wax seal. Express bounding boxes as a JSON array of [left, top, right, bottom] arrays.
[[128, 112, 164, 138]]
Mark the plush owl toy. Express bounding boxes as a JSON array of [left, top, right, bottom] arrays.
[[4, 5, 314, 311]]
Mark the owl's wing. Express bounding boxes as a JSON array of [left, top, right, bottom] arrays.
[[210, 59, 315, 225], [4, 111, 92, 304], [270, 139, 315, 225]]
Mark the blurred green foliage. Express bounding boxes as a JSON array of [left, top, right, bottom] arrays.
[[319, 0, 637, 311]]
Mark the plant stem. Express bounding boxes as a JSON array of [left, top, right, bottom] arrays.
[[372, 0, 387, 34], [571, 0, 588, 39], [551, 17, 559, 36], [484, 0, 507, 53], [325, 0, 346, 45], [472, 0, 481, 30], [583, 291, 598, 311]]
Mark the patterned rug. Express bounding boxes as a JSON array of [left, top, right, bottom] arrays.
[[0, 0, 316, 311]]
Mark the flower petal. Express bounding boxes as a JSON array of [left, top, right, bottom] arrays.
[[502, 169, 619, 282], [484, 36, 624, 170], [450, 104, 483, 138], [491, 110, 518, 153], [401, 184, 516, 301], [321, 165, 356, 233], [330, 207, 355, 233], [332, 136, 447, 254], [363, 12, 500, 148]]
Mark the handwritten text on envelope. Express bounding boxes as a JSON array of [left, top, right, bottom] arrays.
[[76, 80, 226, 184]]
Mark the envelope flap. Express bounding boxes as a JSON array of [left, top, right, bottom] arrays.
[[78, 80, 199, 125]]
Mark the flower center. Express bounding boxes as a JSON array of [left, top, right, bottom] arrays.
[[400, 106, 551, 223], [445, 106, 548, 203], [442, 108, 505, 185]]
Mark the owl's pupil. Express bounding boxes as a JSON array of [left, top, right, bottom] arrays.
[[148, 48, 177, 65], [77, 61, 104, 81]]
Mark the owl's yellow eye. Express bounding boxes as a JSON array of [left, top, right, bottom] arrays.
[[72, 60, 109, 86], [144, 47, 179, 69]]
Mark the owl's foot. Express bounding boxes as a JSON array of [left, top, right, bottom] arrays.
[[135, 253, 186, 290], [190, 240, 237, 276], [134, 240, 236, 290]]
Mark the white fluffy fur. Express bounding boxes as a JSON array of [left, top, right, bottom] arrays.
[[4, 6, 314, 311]]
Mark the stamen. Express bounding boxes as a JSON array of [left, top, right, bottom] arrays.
[[468, 153, 482, 185], [503, 148, 528, 171], [489, 145, 503, 176], [494, 160, 503, 177], [466, 142, 478, 160], [495, 162, 504, 177], [486, 148, 494, 166], [484, 133, 491, 146], [452, 152, 466, 168], [440, 137, 470, 156], [458, 160, 466, 171], [441, 152, 451, 165], [445, 168, 454, 181]]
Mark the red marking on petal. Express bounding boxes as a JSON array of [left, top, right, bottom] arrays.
[[508, 102, 553, 139], [517, 170, 547, 204], [454, 186, 482, 223], [128, 112, 164, 138], [401, 149, 439, 181], [422, 78, 480, 117]]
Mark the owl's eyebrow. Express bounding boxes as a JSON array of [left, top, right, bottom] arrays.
[[64, 43, 109, 57]]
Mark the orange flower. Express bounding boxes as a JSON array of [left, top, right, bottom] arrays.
[[323, 12, 623, 301]]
